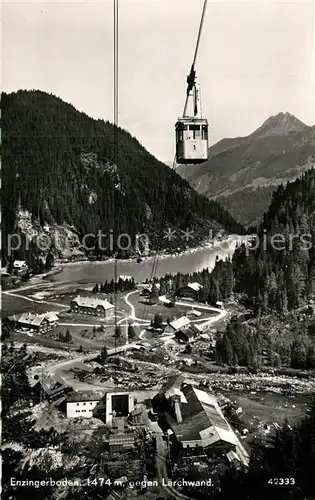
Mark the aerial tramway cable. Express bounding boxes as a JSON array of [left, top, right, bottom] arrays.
[[141, 0, 208, 322], [183, 0, 208, 117], [113, 0, 119, 373]]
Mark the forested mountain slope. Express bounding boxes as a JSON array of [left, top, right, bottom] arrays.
[[233, 168, 315, 314], [1, 90, 243, 260]]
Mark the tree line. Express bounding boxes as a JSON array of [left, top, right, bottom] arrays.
[[92, 277, 135, 294], [148, 256, 234, 305], [215, 314, 315, 370]]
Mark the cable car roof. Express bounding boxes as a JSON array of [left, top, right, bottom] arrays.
[[176, 117, 208, 125]]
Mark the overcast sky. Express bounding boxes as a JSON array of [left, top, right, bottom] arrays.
[[2, 0, 315, 162]]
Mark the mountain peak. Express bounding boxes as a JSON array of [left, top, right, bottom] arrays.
[[254, 112, 307, 137]]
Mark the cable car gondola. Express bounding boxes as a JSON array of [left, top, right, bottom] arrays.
[[175, 0, 209, 165], [175, 79, 208, 164]]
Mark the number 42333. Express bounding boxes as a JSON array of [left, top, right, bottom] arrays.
[[268, 478, 295, 485]]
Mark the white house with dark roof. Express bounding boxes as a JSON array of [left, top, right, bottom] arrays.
[[178, 282, 203, 300], [71, 295, 114, 318], [66, 390, 104, 418]]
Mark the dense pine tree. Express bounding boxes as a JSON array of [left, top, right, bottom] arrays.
[[158, 257, 233, 305]]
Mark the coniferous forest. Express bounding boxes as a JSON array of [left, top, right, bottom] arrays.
[[233, 169, 315, 314], [1, 90, 243, 262], [157, 170, 315, 371], [2, 89, 315, 500]]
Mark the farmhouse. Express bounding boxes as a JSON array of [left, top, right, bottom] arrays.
[[178, 282, 203, 300], [71, 295, 114, 318], [30, 376, 70, 403], [66, 390, 104, 418], [163, 315, 190, 334], [161, 383, 249, 466], [175, 324, 200, 343], [7, 311, 59, 333]]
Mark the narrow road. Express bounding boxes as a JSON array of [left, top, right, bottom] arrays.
[[124, 290, 151, 324], [159, 295, 228, 328], [156, 435, 189, 500]]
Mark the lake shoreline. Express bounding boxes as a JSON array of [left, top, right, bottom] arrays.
[[53, 233, 242, 269], [3, 234, 243, 295]]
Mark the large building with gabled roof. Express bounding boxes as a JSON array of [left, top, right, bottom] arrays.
[[163, 316, 190, 334], [160, 381, 249, 466], [7, 311, 59, 332], [71, 295, 114, 318]]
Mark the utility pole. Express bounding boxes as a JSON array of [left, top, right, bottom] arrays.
[[40, 367, 45, 403], [126, 316, 129, 345]]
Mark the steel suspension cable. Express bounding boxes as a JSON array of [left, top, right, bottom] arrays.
[[142, 0, 208, 322], [113, 0, 119, 368], [183, 0, 208, 117]]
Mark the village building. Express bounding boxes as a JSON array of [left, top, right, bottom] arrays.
[[163, 315, 190, 334], [141, 283, 160, 297], [70, 295, 114, 318], [175, 324, 200, 344], [7, 311, 59, 333], [30, 376, 71, 404], [66, 390, 104, 418], [178, 282, 203, 300], [160, 383, 249, 466], [104, 392, 135, 423]]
